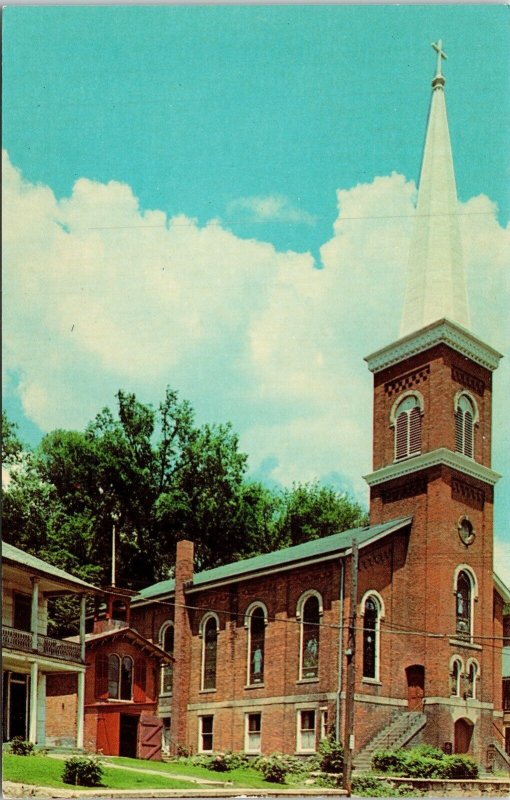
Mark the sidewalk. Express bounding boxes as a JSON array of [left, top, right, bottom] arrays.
[[3, 782, 347, 799]]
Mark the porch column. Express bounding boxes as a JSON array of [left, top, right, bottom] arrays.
[[76, 670, 85, 749], [29, 661, 38, 743], [31, 577, 40, 650], [79, 595, 87, 662]]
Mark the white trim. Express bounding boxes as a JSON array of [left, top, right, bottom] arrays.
[[296, 707, 317, 754], [466, 658, 480, 700], [389, 390, 425, 426], [200, 613, 219, 691], [198, 714, 214, 753], [449, 655, 464, 697], [359, 590, 386, 620], [453, 390, 479, 425], [364, 447, 501, 488], [364, 318, 502, 374], [245, 603, 267, 688], [453, 564, 479, 600], [360, 592, 384, 681], [244, 711, 262, 754], [297, 591, 322, 681], [159, 621, 174, 697], [453, 566, 478, 645]]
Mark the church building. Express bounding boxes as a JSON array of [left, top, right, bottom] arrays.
[[128, 43, 509, 771]]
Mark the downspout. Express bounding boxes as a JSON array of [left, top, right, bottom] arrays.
[[335, 557, 345, 742]]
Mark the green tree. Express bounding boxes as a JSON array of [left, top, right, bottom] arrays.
[[279, 482, 368, 547], [2, 411, 24, 467]]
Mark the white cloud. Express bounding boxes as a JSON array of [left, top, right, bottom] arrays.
[[227, 194, 316, 225], [3, 151, 509, 547]]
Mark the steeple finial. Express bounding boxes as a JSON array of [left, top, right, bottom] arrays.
[[399, 42, 470, 338], [432, 40, 447, 78]]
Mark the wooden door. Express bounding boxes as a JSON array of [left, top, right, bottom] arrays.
[[406, 665, 425, 711], [454, 718, 473, 754], [138, 714, 163, 761]]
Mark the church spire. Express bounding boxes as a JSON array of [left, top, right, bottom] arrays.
[[399, 41, 470, 337]]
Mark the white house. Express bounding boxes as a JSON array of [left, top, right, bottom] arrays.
[[2, 542, 97, 748]]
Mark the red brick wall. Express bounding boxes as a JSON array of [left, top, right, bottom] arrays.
[[46, 673, 78, 746], [372, 345, 492, 472]]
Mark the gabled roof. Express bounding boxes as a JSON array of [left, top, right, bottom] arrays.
[[133, 516, 412, 604], [67, 626, 173, 661], [494, 573, 510, 604], [2, 541, 99, 593]]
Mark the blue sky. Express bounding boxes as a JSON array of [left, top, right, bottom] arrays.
[[3, 6, 509, 580]]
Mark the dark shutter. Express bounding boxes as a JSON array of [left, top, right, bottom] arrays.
[[455, 409, 464, 453], [95, 654, 109, 698], [134, 658, 147, 702], [464, 411, 474, 458], [409, 407, 421, 455], [395, 412, 408, 460]]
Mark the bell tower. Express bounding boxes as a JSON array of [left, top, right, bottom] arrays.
[[362, 42, 502, 757]]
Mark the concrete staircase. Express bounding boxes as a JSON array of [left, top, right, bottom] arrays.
[[354, 711, 427, 773]]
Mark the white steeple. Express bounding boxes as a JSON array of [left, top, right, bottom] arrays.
[[400, 41, 470, 338]]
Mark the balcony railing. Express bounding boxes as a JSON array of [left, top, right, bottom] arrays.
[[2, 625, 82, 664], [503, 678, 510, 712]]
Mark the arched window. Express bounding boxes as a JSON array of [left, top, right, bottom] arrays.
[[467, 660, 479, 699], [455, 570, 472, 640], [246, 604, 266, 686], [108, 654, 120, 698], [455, 394, 477, 459], [362, 594, 383, 680], [450, 657, 463, 696], [120, 655, 133, 700], [298, 593, 321, 680], [201, 614, 218, 691], [392, 394, 423, 461], [159, 622, 174, 696]]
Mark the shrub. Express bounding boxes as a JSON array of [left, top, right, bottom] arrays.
[[400, 755, 442, 778], [9, 738, 35, 756], [255, 754, 288, 783], [317, 736, 344, 773], [209, 751, 249, 771], [409, 744, 444, 761], [441, 754, 479, 779], [189, 753, 214, 768], [176, 744, 192, 758], [62, 756, 103, 787], [314, 773, 342, 787], [372, 749, 406, 773]]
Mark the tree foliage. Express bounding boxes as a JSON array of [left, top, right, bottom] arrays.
[[2, 390, 367, 604]]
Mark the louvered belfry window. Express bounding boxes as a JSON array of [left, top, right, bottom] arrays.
[[455, 395, 475, 458], [394, 396, 422, 460]]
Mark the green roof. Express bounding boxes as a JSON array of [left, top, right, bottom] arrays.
[[134, 516, 412, 603], [2, 541, 99, 592]]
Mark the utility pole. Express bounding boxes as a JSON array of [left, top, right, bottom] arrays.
[[343, 538, 358, 796]]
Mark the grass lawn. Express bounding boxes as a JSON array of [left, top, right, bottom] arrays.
[[104, 756, 283, 788], [3, 754, 201, 791]]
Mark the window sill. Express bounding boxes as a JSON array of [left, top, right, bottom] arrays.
[[101, 698, 134, 703], [199, 688, 217, 694], [297, 678, 319, 684], [362, 678, 382, 686], [160, 692, 173, 698], [295, 750, 316, 756], [449, 639, 482, 651], [245, 683, 265, 690]]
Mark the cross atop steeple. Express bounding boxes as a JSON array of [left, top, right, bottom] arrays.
[[399, 41, 470, 338], [432, 39, 447, 77]]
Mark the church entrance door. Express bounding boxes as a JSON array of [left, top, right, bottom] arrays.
[[454, 718, 473, 754], [406, 665, 425, 711]]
